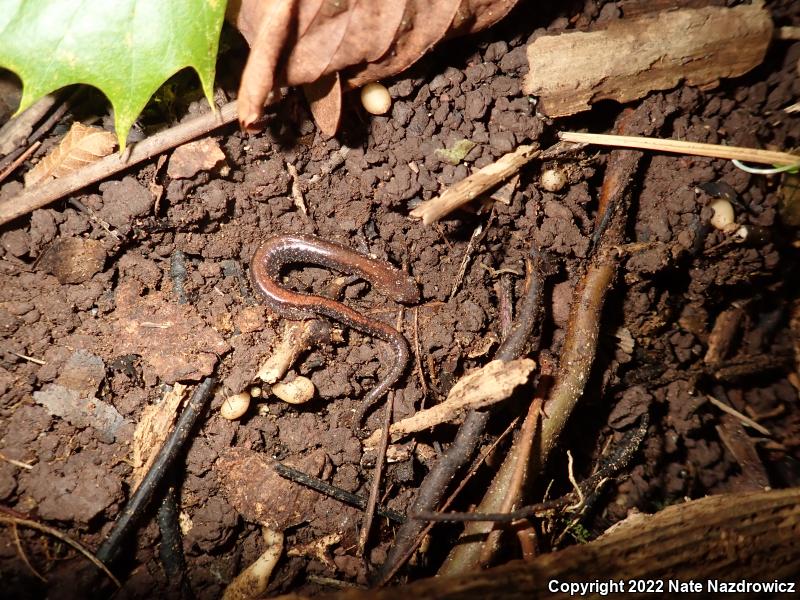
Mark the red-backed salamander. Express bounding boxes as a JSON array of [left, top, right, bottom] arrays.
[[250, 233, 419, 428]]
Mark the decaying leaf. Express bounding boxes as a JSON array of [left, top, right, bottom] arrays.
[[39, 237, 107, 285], [111, 281, 230, 383], [131, 383, 187, 488], [435, 139, 477, 165], [227, 0, 520, 131], [304, 72, 342, 137], [167, 137, 227, 180], [364, 358, 536, 446], [217, 447, 329, 530], [25, 123, 116, 188]]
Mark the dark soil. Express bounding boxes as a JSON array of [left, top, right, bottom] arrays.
[[2, 1, 800, 598]]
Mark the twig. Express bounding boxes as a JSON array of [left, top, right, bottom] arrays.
[[257, 320, 331, 384], [376, 246, 549, 584], [67, 198, 122, 242], [0, 101, 238, 225], [441, 108, 652, 575], [157, 484, 194, 599], [0, 452, 34, 470], [412, 308, 429, 408], [271, 462, 405, 523], [420, 415, 648, 525], [10, 351, 46, 365], [777, 26, 800, 40], [496, 273, 514, 339], [0, 93, 58, 156], [287, 162, 309, 217], [476, 390, 546, 568], [558, 131, 800, 167], [376, 416, 519, 586], [96, 376, 216, 565], [0, 516, 121, 587], [363, 359, 536, 447], [450, 219, 487, 299], [12, 523, 46, 582], [706, 395, 771, 437], [410, 145, 540, 225], [0, 141, 41, 185], [358, 391, 394, 557], [410, 142, 583, 225]]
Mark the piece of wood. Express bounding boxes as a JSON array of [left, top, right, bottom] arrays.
[[276, 488, 800, 599], [524, 4, 773, 117], [409, 145, 540, 225]]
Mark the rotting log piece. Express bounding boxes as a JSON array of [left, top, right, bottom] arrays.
[[277, 488, 800, 599]]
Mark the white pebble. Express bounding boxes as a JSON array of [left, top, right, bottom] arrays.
[[272, 376, 315, 405], [220, 391, 251, 420], [709, 198, 735, 230], [540, 167, 567, 192], [360, 82, 392, 115]]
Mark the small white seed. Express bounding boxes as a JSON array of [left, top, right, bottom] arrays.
[[709, 198, 735, 230], [540, 167, 567, 192], [360, 82, 392, 115], [272, 376, 315, 405], [220, 391, 251, 420]]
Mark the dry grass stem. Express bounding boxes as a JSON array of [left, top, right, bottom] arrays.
[[559, 131, 800, 167]]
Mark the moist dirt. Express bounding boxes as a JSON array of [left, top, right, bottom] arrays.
[[1, 1, 799, 598]]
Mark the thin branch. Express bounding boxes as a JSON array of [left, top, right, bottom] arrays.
[[0, 141, 41, 185], [410, 145, 540, 225], [376, 416, 519, 586], [376, 247, 548, 584], [358, 391, 394, 557], [0, 516, 121, 587], [12, 523, 46, 582], [271, 462, 405, 523], [0, 93, 58, 156], [0, 101, 238, 226], [96, 377, 216, 565], [706, 395, 771, 436]]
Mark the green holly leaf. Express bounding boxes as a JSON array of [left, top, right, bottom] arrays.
[[0, 0, 227, 150]]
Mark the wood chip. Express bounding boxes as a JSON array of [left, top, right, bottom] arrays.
[[524, 4, 772, 117], [364, 358, 536, 446]]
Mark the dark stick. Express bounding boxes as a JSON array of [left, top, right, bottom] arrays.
[[157, 484, 195, 599], [95, 376, 216, 565], [375, 249, 549, 585], [272, 462, 406, 524], [358, 390, 395, 557], [414, 414, 649, 524]]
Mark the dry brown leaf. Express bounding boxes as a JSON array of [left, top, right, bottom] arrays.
[[39, 237, 107, 284], [131, 383, 187, 489], [227, 0, 520, 132], [303, 72, 342, 137], [167, 137, 227, 179], [111, 281, 231, 383], [25, 122, 116, 188], [217, 447, 329, 530]]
